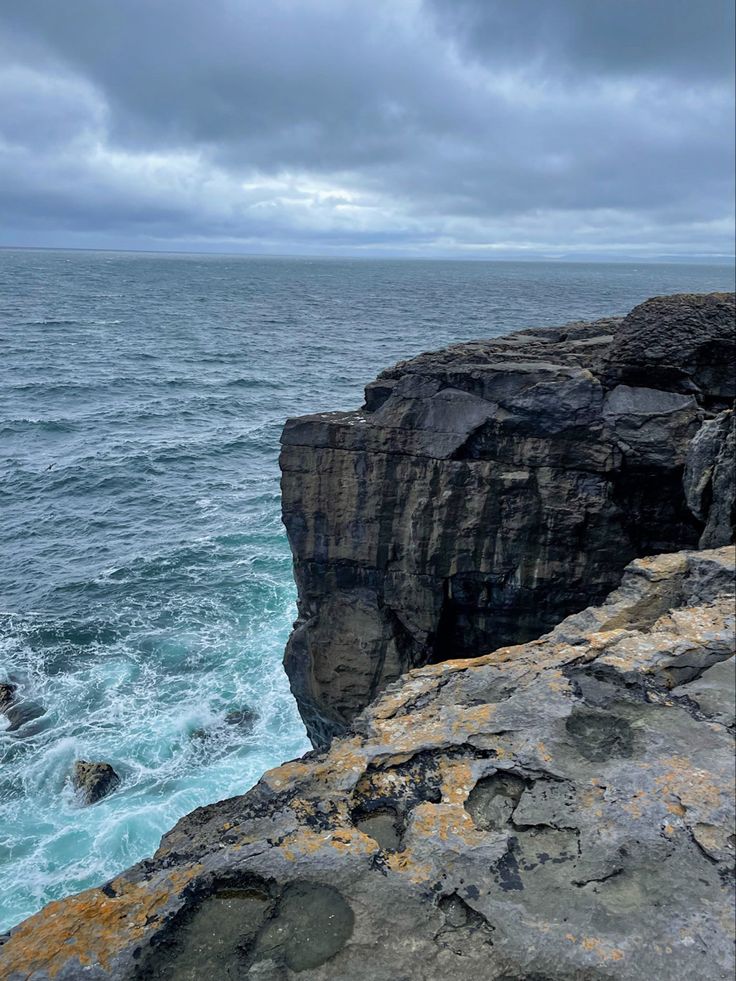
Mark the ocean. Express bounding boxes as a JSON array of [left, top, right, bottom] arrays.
[[0, 249, 733, 932]]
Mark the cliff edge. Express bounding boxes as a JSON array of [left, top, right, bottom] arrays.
[[2, 546, 734, 980], [281, 292, 735, 746], [1, 291, 734, 980]]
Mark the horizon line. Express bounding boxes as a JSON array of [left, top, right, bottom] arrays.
[[1, 244, 735, 266]]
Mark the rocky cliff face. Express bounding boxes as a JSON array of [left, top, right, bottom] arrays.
[[281, 292, 735, 746], [2, 545, 734, 981]]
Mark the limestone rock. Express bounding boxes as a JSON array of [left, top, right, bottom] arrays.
[[2, 546, 733, 981], [281, 293, 733, 746], [604, 291, 736, 401], [72, 761, 120, 806], [684, 409, 735, 548]]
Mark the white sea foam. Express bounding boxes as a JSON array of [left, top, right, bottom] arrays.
[[1, 248, 732, 932]]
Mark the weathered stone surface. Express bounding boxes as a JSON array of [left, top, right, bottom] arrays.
[[684, 409, 736, 548], [281, 294, 733, 746], [72, 761, 121, 806], [604, 292, 736, 402], [2, 547, 733, 980]]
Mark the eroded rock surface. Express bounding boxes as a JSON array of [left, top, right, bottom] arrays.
[[2, 546, 734, 981], [281, 292, 735, 745]]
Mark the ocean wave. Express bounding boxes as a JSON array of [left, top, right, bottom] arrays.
[[2, 248, 732, 933]]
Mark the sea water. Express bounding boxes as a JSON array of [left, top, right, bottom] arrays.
[[1, 250, 733, 931]]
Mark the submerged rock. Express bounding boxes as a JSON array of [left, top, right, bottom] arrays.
[[72, 761, 120, 805], [281, 292, 735, 746], [0, 683, 17, 712], [224, 706, 259, 729], [2, 546, 733, 980], [0, 684, 47, 734]]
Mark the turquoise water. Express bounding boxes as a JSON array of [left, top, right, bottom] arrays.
[[0, 250, 733, 931]]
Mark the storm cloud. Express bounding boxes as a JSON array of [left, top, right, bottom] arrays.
[[0, 0, 733, 256]]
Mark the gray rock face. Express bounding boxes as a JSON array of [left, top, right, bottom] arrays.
[[281, 293, 734, 746], [2, 547, 733, 981], [684, 409, 736, 548], [72, 761, 121, 805]]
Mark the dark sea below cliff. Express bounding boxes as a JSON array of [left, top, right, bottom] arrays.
[[1, 248, 734, 931]]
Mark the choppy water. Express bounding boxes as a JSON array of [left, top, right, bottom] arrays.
[[0, 249, 733, 931]]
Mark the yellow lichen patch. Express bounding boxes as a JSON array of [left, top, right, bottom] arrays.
[[622, 791, 647, 820], [586, 628, 633, 652], [578, 785, 606, 809], [308, 738, 370, 789], [421, 640, 538, 672], [666, 800, 686, 817], [579, 936, 626, 962], [633, 553, 687, 577], [438, 759, 475, 805], [262, 758, 314, 791], [0, 866, 201, 978], [408, 802, 488, 847], [654, 756, 724, 816], [278, 827, 377, 863], [546, 668, 571, 693], [370, 678, 436, 720], [367, 710, 448, 757], [449, 702, 499, 738], [385, 849, 434, 884]]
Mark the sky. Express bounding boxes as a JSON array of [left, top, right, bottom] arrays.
[[0, 0, 734, 259]]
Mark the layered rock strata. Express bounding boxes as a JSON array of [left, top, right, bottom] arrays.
[[2, 546, 734, 981], [281, 292, 735, 745]]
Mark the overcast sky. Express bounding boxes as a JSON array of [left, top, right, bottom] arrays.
[[0, 0, 734, 258]]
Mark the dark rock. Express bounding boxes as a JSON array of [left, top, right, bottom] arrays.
[[281, 294, 733, 746], [0, 683, 17, 712], [0, 685, 47, 733], [2, 546, 733, 980], [72, 761, 120, 805], [223, 706, 258, 729], [604, 292, 736, 402], [684, 409, 736, 548]]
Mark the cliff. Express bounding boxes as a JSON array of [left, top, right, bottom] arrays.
[[2, 545, 734, 980], [2, 291, 734, 981], [281, 292, 735, 746]]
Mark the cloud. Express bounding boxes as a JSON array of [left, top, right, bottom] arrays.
[[0, 0, 733, 256]]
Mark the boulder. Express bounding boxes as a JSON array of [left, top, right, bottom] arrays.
[[603, 292, 736, 402], [72, 761, 120, 805]]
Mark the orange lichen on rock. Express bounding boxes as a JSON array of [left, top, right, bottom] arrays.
[[278, 827, 377, 863], [0, 866, 200, 978]]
